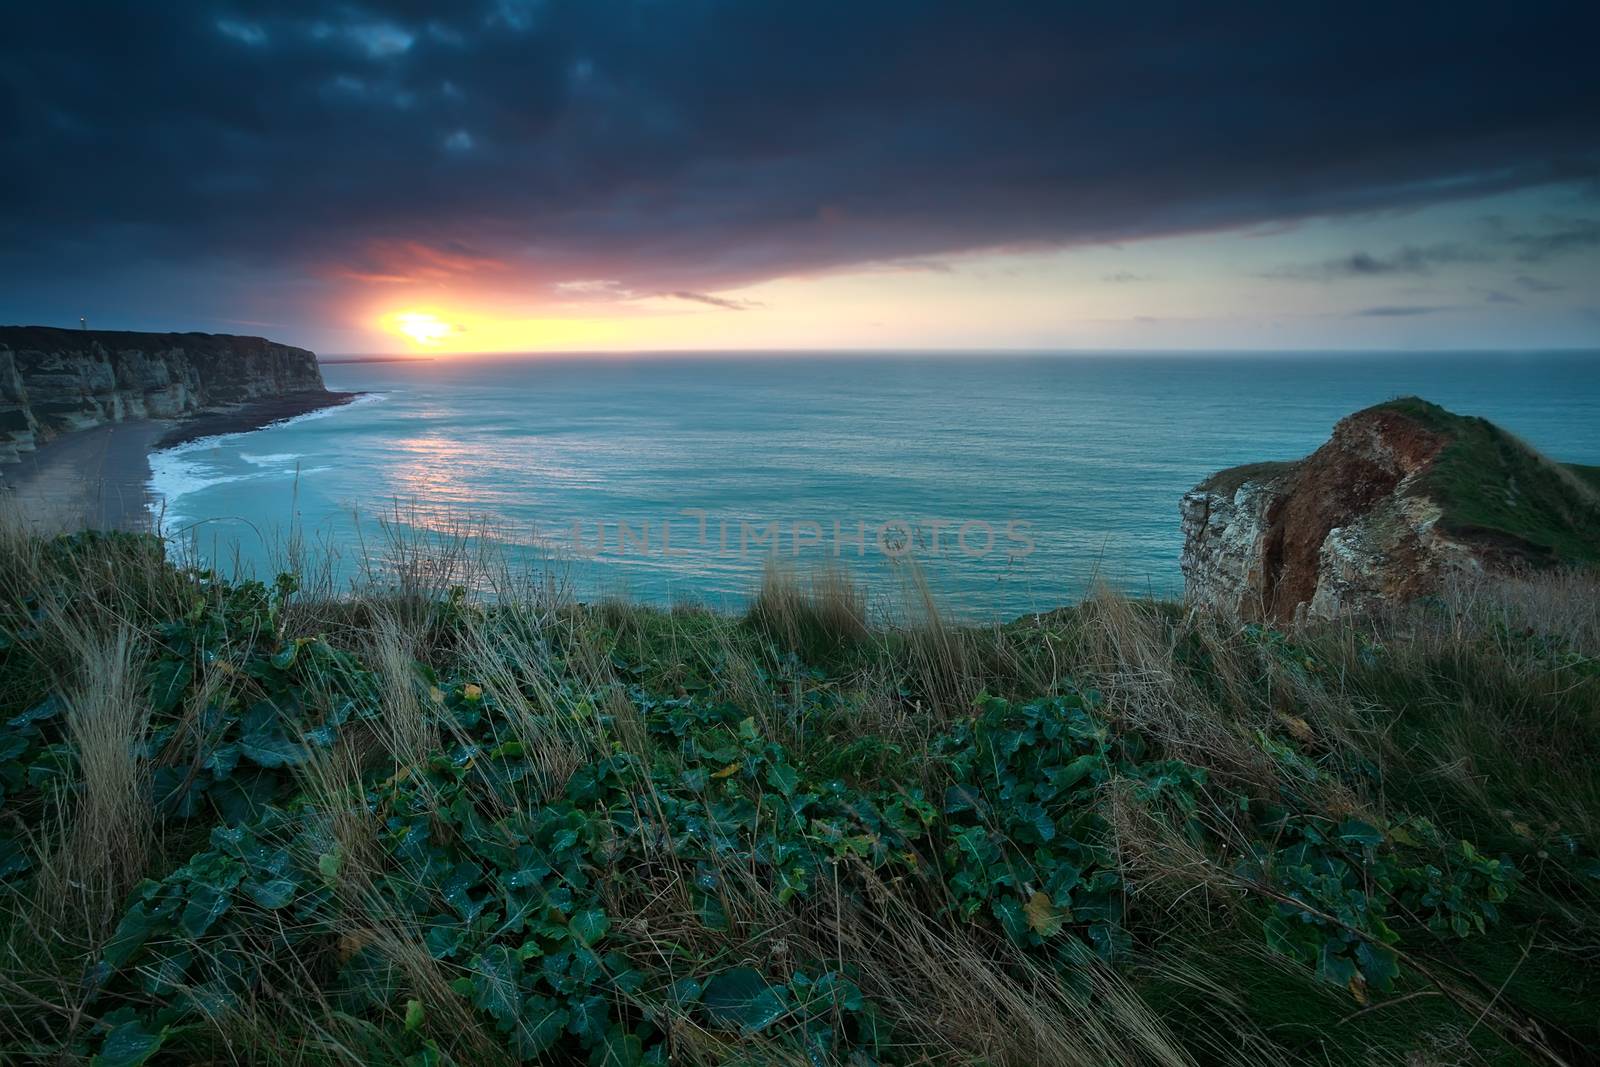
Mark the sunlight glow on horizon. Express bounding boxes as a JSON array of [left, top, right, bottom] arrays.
[[379, 305, 634, 353], [392, 311, 454, 346], [350, 182, 1600, 357]]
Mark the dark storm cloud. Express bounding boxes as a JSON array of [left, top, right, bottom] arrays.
[[1267, 215, 1600, 282], [1515, 274, 1565, 294], [2, 1, 1598, 311], [1501, 218, 1600, 261], [1265, 244, 1487, 280], [1351, 305, 1455, 318]]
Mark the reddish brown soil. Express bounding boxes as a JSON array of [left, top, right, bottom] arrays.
[[1261, 409, 1446, 620]]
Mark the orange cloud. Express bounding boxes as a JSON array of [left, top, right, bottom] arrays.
[[328, 240, 510, 286]]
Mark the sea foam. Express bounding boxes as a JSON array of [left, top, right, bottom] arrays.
[[147, 392, 385, 530]]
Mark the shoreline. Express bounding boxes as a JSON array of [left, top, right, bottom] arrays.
[[0, 390, 363, 532], [0, 420, 169, 532], [153, 389, 364, 450]]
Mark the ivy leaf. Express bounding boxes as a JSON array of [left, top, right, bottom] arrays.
[[1087, 921, 1130, 961], [243, 878, 297, 910], [237, 734, 307, 769], [92, 1017, 166, 1067], [0, 836, 32, 879], [209, 772, 278, 826], [667, 977, 703, 1006], [765, 762, 799, 798], [1016, 803, 1056, 843], [991, 897, 1029, 942], [503, 862, 550, 890], [7, 693, 61, 728], [597, 1026, 645, 1066], [203, 743, 240, 780], [426, 923, 466, 960], [237, 701, 309, 768], [703, 967, 789, 1034], [179, 884, 232, 937], [441, 862, 490, 921], [1336, 820, 1385, 848], [0, 733, 26, 763], [568, 906, 610, 947], [1355, 940, 1400, 992], [513, 996, 568, 1057], [103, 900, 163, 968], [943, 785, 984, 815], [1317, 942, 1359, 988], [566, 994, 609, 1044], [468, 946, 521, 1026], [147, 659, 193, 715]]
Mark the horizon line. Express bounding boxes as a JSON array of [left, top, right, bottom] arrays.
[[317, 344, 1600, 360]]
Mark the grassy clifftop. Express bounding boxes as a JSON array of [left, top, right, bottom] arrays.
[[1375, 397, 1600, 563], [1194, 459, 1296, 497], [1195, 397, 1600, 566], [2, 517, 1598, 1065]]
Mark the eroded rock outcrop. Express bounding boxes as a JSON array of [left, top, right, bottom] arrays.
[[0, 326, 327, 463], [1181, 398, 1600, 622]]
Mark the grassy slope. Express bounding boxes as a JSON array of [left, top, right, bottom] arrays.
[[1374, 397, 1600, 563], [1194, 460, 1297, 497], [1566, 463, 1600, 493], [2, 526, 1598, 1066], [1192, 398, 1600, 566]]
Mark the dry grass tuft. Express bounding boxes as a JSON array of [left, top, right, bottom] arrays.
[[1076, 587, 1277, 787], [748, 560, 870, 654], [890, 560, 981, 717], [820, 876, 1201, 1067], [51, 626, 153, 920], [367, 615, 436, 767]]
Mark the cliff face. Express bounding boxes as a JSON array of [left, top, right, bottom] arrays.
[[1181, 399, 1600, 622], [0, 326, 326, 463]]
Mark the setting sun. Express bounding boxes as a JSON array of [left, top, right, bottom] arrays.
[[393, 311, 453, 346]]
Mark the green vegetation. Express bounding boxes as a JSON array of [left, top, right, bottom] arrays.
[[1194, 460, 1295, 497], [1197, 398, 1600, 569], [1562, 463, 1600, 495], [2, 516, 1598, 1065], [1376, 397, 1600, 564]]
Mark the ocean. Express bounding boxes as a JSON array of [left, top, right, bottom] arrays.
[[148, 351, 1600, 618]]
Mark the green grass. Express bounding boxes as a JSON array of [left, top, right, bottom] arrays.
[[1194, 460, 1295, 496], [2, 522, 1598, 1066], [1373, 397, 1600, 564], [1195, 398, 1600, 569], [1565, 463, 1600, 494]]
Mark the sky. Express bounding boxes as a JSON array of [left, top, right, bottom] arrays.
[[1, 2, 1598, 355]]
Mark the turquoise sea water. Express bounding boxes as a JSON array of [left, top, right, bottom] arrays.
[[148, 352, 1600, 618]]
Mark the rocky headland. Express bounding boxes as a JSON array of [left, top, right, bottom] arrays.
[[0, 326, 359, 529], [1181, 397, 1600, 622], [0, 325, 351, 466]]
